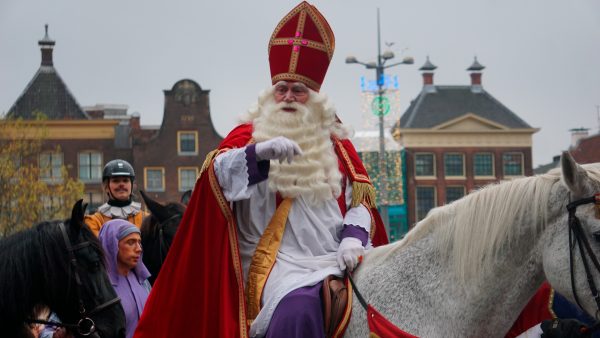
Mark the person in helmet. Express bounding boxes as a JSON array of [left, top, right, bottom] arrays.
[[85, 159, 146, 237]]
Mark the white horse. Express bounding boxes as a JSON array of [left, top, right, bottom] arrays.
[[345, 152, 600, 337]]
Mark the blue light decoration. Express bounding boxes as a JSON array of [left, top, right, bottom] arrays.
[[359, 74, 400, 92]]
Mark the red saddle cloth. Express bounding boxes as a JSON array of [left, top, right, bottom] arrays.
[[368, 305, 419, 338]]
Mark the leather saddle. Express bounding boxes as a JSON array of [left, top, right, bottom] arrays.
[[322, 275, 350, 337]]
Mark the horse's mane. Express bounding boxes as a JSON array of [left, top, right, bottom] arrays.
[[0, 219, 103, 327], [369, 163, 600, 284]]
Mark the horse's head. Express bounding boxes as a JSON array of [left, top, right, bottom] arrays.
[[543, 152, 600, 318], [52, 200, 126, 338], [140, 190, 185, 284]]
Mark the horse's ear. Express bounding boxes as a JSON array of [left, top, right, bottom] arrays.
[[140, 190, 170, 222], [561, 151, 589, 198], [70, 199, 86, 230]]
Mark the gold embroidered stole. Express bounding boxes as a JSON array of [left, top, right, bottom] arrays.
[[245, 197, 294, 323]]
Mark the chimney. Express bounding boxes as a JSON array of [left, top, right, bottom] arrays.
[[470, 73, 482, 85], [130, 112, 141, 130], [419, 56, 437, 92], [467, 56, 485, 92], [38, 24, 55, 66], [570, 127, 589, 147]]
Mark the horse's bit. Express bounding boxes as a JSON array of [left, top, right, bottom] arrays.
[[28, 222, 121, 336], [567, 194, 600, 332]]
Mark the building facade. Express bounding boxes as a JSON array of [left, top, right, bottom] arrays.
[[3, 27, 222, 212], [393, 57, 539, 226]]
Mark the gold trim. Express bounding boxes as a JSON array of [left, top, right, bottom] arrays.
[[271, 73, 321, 92], [548, 288, 557, 319], [208, 160, 248, 338], [267, 2, 334, 59], [362, 201, 377, 241], [333, 138, 370, 182], [245, 198, 294, 321], [305, 6, 334, 59], [200, 149, 220, 176], [288, 10, 306, 73], [352, 182, 376, 209], [271, 38, 329, 53]]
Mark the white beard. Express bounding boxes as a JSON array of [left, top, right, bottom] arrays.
[[251, 93, 343, 205]]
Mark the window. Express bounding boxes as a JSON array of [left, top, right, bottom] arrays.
[[474, 153, 494, 177], [40, 152, 63, 183], [179, 167, 198, 192], [145, 167, 165, 192], [503, 152, 524, 177], [415, 153, 435, 177], [41, 195, 63, 219], [444, 153, 464, 177], [446, 186, 465, 204], [79, 152, 103, 182], [178, 131, 198, 155], [83, 191, 104, 213], [416, 186, 436, 221]]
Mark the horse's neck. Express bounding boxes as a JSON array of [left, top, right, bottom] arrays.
[[355, 231, 547, 337]]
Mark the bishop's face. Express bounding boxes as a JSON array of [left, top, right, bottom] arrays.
[[273, 81, 309, 112]]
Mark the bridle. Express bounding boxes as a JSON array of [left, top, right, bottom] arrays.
[[566, 194, 600, 333], [28, 222, 121, 336], [155, 213, 182, 265]]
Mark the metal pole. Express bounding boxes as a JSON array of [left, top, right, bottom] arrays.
[[376, 8, 390, 234]]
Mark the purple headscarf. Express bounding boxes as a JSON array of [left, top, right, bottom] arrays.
[[98, 219, 150, 285], [99, 219, 151, 338]]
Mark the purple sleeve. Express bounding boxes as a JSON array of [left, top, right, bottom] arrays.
[[245, 144, 270, 185], [340, 224, 369, 247]]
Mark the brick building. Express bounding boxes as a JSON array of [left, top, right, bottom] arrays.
[[535, 128, 600, 174], [3, 26, 222, 211], [393, 57, 538, 226]]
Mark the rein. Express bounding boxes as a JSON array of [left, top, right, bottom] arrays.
[[27, 223, 121, 336], [567, 194, 600, 333], [156, 213, 181, 265]]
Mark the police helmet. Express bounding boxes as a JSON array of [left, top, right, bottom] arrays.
[[102, 159, 135, 182]]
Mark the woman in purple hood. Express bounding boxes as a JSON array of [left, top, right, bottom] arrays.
[[99, 219, 151, 338]]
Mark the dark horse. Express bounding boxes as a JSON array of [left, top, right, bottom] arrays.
[[0, 200, 126, 338], [140, 190, 185, 285]]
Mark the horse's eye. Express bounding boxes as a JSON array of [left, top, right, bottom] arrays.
[[593, 231, 600, 243]]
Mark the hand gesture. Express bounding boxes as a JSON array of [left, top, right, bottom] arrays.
[[255, 136, 302, 163]]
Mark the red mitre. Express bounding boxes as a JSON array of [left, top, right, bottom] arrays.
[[269, 1, 335, 92]]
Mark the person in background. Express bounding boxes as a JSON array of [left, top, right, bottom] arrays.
[[85, 159, 146, 236], [99, 219, 150, 338]]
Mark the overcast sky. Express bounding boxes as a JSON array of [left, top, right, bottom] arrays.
[[1, 0, 599, 166]]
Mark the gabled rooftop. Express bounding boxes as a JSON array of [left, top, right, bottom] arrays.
[[398, 56, 532, 130], [6, 25, 88, 120]]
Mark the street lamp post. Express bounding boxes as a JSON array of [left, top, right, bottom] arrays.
[[346, 8, 413, 235]]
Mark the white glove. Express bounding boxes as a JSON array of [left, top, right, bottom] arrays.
[[336, 237, 365, 272], [255, 136, 302, 163]]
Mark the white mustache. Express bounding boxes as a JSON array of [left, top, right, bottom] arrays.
[[276, 102, 302, 111]]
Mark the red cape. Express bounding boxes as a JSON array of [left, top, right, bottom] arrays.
[[135, 124, 387, 338]]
